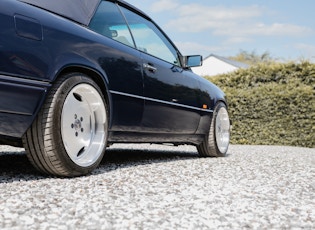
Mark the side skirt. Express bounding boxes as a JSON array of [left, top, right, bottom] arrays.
[[108, 131, 205, 146]]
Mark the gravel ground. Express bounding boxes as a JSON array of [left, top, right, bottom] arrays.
[[0, 144, 314, 229]]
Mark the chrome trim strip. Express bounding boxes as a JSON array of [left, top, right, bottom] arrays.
[[0, 74, 51, 86], [110, 90, 213, 113]]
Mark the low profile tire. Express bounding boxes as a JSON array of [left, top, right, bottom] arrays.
[[22, 73, 108, 177], [197, 102, 230, 157]]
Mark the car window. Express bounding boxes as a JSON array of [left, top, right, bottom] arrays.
[[89, 1, 135, 48], [119, 7, 180, 66]]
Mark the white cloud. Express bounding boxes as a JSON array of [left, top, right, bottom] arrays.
[[294, 43, 315, 60], [165, 5, 262, 33], [215, 23, 313, 37], [295, 43, 315, 50], [161, 3, 313, 39], [224, 37, 253, 44], [151, 0, 180, 12], [179, 4, 262, 20], [174, 41, 225, 56]]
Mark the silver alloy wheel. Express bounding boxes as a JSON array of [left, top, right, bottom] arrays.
[[61, 83, 107, 167], [215, 106, 230, 153]]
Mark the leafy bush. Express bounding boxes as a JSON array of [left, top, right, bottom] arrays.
[[207, 61, 315, 148]]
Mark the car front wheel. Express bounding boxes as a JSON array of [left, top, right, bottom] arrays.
[[23, 73, 108, 177], [197, 102, 230, 157]]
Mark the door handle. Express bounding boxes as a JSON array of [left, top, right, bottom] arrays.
[[143, 63, 157, 73]]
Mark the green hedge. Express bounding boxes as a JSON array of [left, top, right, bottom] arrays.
[[207, 61, 315, 148]]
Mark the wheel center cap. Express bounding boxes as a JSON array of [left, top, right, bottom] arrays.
[[73, 119, 81, 131]]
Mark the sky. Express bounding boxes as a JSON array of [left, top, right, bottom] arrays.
[[126, 0, 315, 61]]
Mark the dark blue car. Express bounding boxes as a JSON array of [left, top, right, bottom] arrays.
[[0, 0, 230, 176]]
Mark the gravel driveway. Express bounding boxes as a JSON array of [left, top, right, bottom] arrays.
[[0, 144, 314, 229]]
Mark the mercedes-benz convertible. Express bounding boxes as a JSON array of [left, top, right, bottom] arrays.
[[0, 0, 230, 176]]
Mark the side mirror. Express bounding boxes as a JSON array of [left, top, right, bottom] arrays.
[[182, 55, 203, 68]]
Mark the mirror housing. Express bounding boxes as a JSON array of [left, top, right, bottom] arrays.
[[182, 55, 203, 68]]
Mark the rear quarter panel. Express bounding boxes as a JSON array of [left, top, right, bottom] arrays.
[[0, 0, 144, 138]]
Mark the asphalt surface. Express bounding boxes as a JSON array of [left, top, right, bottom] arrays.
[[0, 144, 314, 229]]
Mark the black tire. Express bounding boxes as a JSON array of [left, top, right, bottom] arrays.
[[22, 73, 108, 177], [197, 102, 230, 157]]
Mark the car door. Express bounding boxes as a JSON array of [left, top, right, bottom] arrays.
[[120, 7, 201, 134], [89, 1, 144, 132]]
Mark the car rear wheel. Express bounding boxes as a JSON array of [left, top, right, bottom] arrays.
[[197, 102, 230, 157], [23, 73, 108, 177]]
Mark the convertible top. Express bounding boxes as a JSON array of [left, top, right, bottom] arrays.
[[19, 0, 101, 25]]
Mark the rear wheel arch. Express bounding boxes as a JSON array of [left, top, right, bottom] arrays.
[[55, 66, 110, 105], [54, 66, 113, 126]]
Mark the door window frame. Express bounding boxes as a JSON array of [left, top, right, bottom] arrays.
[[89, 0, 184, 67]]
